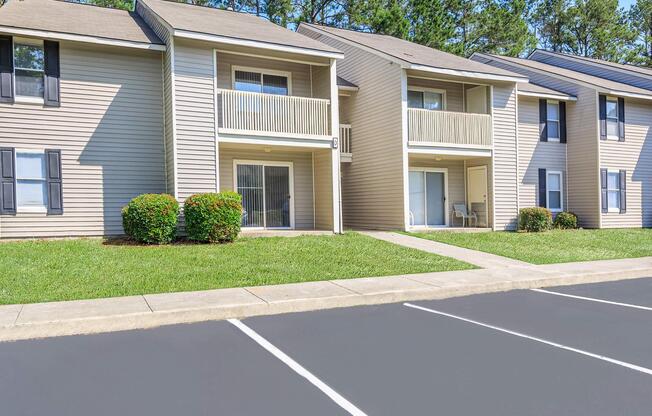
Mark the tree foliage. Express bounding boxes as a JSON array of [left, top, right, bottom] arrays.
[[4, 0, 652, 65]]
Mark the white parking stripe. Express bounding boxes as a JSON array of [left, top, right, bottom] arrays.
[[531, 288, 652, 311], [228, 319, 368, 416], [403, 303, 652, 376]]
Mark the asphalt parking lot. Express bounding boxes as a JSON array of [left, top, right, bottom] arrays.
[[2, 277, 652, 416]]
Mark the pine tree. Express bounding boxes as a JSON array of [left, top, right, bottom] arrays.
[[474, 0, 536, 56], [630, 0, 652, 65], [408, 0, 457, 52], [530, 0, 572, 52], [358, 0, 410, 38]]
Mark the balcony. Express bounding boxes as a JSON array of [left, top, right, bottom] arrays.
[[408, 109, 492, 148], [217, 89, 331, 140], [339, 123, 352, 162]]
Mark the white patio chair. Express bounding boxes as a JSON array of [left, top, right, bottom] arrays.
[[452, 204, 477, 227]]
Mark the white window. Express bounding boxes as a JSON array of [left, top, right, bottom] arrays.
[[606, 97, 619, 139], [546, 171, 563, 212], [547, 101, 560, 142], [408, 89, 444, 111], [15, 151, 47, 212], [13, 38, 45, 99], [607, 171, 621, 212], [233, 67, 290, 96]]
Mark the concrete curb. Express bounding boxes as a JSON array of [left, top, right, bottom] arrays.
[[1, 261, 651, 343]]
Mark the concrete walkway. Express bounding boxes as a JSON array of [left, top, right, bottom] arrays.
[[361, 231, 530, 268], [1, 256, 651, 343]]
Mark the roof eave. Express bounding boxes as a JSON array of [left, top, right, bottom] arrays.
[[517, 90, 577, 101], [338, 85, 359, 92], [604, 90, 652, 101], [408, 64, 528, 83], [174, 29, 344, 60], [0, 25, 166, 51]]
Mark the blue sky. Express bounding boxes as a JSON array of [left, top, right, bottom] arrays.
[[620, 0, 636, 9]]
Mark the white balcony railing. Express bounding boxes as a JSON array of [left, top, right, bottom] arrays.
[[340, 124, 352, 154], [217, 89, 331, 138], [408, 109, 492, 147]]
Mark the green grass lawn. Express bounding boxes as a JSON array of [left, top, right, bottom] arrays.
[[408, 228, 652, 265], [0, 232, 473, 305]]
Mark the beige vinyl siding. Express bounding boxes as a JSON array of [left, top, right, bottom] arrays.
[[474, 57, 602, 228], [174, 38, 217, 200], [407, 78, 463, 112], [530, 52, 652, 92], [492, 83, 519, 230], [0, 43, 165, 238], [136, 2, 176, 195], [600, 98, 652, 228], [313, 150, 333, 230], [216, 52, 312, 97], [518, 96, 568, 209], [218, 147, 315, 229], [310, 65, 331, 99], [299, 26, 406, 230]]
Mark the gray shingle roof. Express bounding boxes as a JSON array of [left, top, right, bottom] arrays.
[[532, 49, 652, 78], [337, 76, 357, 88], [301, 23, 526, 81], [0, 0, 163, 46], [481, 54, 652, 98], [140, 0, 341, 56]]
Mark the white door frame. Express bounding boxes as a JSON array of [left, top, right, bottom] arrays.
[[233, 159, 295, 229], [409, 167, 449, 228], [467, 165, 488, 227]]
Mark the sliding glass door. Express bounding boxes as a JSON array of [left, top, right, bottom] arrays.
[[236, 162, 293, 229], [409, 169, 447, 227]]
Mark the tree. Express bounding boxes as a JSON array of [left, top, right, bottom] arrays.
[[357, 0, 410, 38], [630, 0, 652, 65], [474, 0, 536, 56], [567, 0, 637, 62], [408, 0, 457, 52], [530, 0, 572, 52]]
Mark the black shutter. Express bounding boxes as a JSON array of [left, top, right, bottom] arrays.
[[538, 168, 547, 208], [619, 170, 627, 214], [44, 41, 60, 107], [599, 95, 607, 140], [0, 35, 13, 104], [618, 97, 625, 142], [600, 168, 608, 213], [45, 149, 63, 215], [559, 101, 567, 143], [539, 99, 548, 142], [0, 148, 16, 215]]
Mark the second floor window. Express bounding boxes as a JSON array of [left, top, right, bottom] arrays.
[[234, 69, 289, 96], [14, 39, 44, 98], [408, 89, 443, 111], [546, 101, 560, 141], [606, 97, 619, 138]]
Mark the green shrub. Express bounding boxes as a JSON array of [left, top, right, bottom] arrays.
[[122, 194, 179, 244], [519, 207, 552, 232], [554, 211, 578, 229], [184, 192, 243, 243]]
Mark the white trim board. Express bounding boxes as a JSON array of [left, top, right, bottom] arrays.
[[0, 25, 166, 51], [174, 29, 343, 60]]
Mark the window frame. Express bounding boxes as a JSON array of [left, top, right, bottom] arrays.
[[14, 148, 48, 213], [546, 170, 563, 212], [12, 37, 46, 104], [605, 96, 619, 141], [231, 65, 293, 96], [606, 170, 621, 213], [407, 86, 447, 111], [546, 100, 560, 142]]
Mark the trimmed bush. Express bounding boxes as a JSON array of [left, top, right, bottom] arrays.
[[122, 194, 179, 244], [554, 211, 579, 230], [184, 192, 243, 243], [519, 207, 552, 232]]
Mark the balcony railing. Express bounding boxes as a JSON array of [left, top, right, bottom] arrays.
[[408, 109, 492, 147], [217, 89, 331, 138], [339, 123, 352, 162]]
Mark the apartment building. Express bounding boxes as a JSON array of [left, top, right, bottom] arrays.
[[0, 0, 343, 238], [298, 23, 527, 231], [473, 52, 652, 228]]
